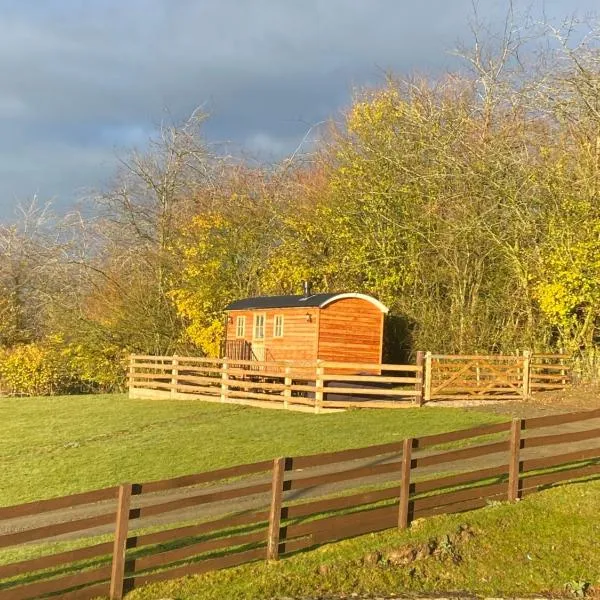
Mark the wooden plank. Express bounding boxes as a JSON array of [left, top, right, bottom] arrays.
[[140, 460, 272, 493], [521, 464, 600, 492], [220, 359, 228, 402], [226, 389, 284, 403], [132, 482, 272, 520], [0, 541, 113, 579], [171, 355, 179, 396], [430, 354, 520, 360], [130, 509, 270, 548], [321, 387, 420, 397], [530, 364, 571, 372], [0, 512, 115, 549], [398, 438, 413, 529], [508, 419, 522, 501], [412, 482, 506, 513], [428, 394, 522, 400], [226, 379, 288, 391], [173, 383, 221, 395], [129, 372, 174, 380], [314, 362, 324, 414], [522, 350, 531, 399], [416, 421, 511, 448], [219, 358, 316, 368], [287, 459, 402, 491], [320, 374, 418, 384], [286, 504, 397, 540], [283, 367, 292, 409], [522, 427, 600, 449], [413, 493, 501, 519], [0, 486, 119, 521], [279, 535, 315, 555], [267, 458, 285, 560], [412, 464, 508, 495], [413, 440, 509, 469], [174, 374, 222, 385], [290, 440, 403, 470], [58, 581, 112, 600], [529, 373, 571, 381], [312, 508, 397, 545], [424, 351, 432, 403], [283, 486, 400, 520], [321, 361, 421, 372], [415, 351, 424, 406], [521, 446, 600, 472], [321, 400, 416, 409], [109, 484, 132, 600], [522, 408, 600, 430], [431, 359, 480, 395], [132, 530, 267, 572], [0, 565, 112, 600], [529, 383, 569, 390], [224, 390, 287, 405], [430, 386, 522, 394], [286, 396, 318, 408], [124, 546, 265, 588]]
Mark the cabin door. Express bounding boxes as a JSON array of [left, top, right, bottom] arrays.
[[252, 313, 266, 362]]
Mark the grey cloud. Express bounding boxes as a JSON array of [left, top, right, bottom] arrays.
[[0, 0, 597, 218]]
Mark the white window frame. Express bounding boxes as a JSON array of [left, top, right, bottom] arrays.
[[253, 313, 265, 340], [235, 316, 246, 338], [273, 314, 284, 338]]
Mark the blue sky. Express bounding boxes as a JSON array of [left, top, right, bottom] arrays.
[[1, 0, 598, 219]]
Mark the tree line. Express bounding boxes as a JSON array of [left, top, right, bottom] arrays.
[[2, 16, 600, 394]]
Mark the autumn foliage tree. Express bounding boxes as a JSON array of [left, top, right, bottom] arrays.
[[5, 15, 600, 393]]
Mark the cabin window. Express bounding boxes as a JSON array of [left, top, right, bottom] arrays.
[[253, 314, 265, 340], [235, 316, 246, 338], [274, 314, 284, 337]]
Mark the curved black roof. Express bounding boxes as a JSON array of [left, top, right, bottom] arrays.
[[224, 293, 339, 311], [224, 293, 389, 313]]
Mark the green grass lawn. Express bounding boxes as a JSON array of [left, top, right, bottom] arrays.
[[125, 479, 600, 600], [0, 394, 505, 506]]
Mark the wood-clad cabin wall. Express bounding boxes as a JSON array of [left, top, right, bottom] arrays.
[[316, 299, 383, 365], [225, 308, 319, 361]]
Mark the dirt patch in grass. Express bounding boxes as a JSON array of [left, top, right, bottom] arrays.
[[443, 384, 600, 420]]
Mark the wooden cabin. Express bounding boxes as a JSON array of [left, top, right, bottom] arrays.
[[222, 292, 389, 366]]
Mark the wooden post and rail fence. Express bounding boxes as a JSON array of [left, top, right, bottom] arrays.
[[128, 351, 571, 410], [1, 407, 599, 599]]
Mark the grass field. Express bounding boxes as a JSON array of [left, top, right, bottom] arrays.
[[0, 393, 505, 506], [125, 479, 600, 600]]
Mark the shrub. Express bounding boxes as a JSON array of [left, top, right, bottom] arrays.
[[0, 336, 127, 396]]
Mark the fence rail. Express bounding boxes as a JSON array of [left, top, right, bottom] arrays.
[[1, 407, 599, 599], [128, 354, 425, 412], [129, 351, 572, 410]]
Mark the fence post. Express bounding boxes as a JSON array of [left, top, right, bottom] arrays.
[[128, 355, 135, 398], [170, 355, 179, 399], [522, 350, 531, 400], [423, 351, 432, 403], [415, 351, 425, 406], [508, 418, 522, 502], [267, 457, 286, 560], [283, 367, 292, 410], [109, 483, 132, 600], [398, 438, 413, 529], [220, 359, 229, 403], [315, 360, 324, 414]]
